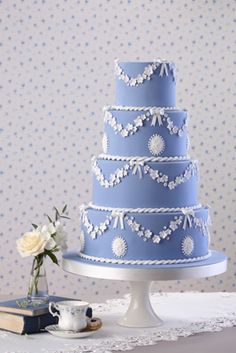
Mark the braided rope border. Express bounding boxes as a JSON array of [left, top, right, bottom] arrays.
[[98, 154, 189, 162], [87, 203, 203, 213], [103, 105, 183, 112], [78, 251, 211, 265]]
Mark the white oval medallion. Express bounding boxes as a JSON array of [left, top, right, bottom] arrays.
[[79, 231, 85, 252], [186, 135, 190, 151], [148, 134, 165, 156], [102, 133, 109, 154], [181, 235, 194, 256], [112, 236, 128, 258]]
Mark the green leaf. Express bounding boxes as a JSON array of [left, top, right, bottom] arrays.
[[54, 207, 60, 220], [45, 250, 59, 266], [52, 247, 60, 253], [62, 205, 67, 213], [59, 215, 70, 220], [46, 214, 53, 223], [32, 223, 38, 229]]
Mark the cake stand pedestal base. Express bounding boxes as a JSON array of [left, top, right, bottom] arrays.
[[119, 281, 162, 327], [62, 250, 227, 328]]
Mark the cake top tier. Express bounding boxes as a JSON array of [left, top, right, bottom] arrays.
[[115, 59, 176, 108]]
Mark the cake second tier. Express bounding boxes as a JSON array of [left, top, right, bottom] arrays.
[[91, 156, 199, 208], [102, 106, 188, 157]]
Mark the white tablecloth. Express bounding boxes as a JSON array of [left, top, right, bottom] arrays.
[[1, 292, 236, 353]]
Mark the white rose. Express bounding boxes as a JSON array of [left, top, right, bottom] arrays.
[[16, 231, 51, 258], [54, 221, 68, 252]]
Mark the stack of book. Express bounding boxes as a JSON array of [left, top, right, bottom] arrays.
[[0, 296, 92, 335]]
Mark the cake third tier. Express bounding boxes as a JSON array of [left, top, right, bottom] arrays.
[[92, 156, 199, 208]]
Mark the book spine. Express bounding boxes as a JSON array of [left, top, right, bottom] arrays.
[[22, 313, 58, 334]]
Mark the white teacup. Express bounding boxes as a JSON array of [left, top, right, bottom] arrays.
[[49, 300, 89, 331]]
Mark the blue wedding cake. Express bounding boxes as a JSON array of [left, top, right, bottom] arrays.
[[78, 59, 212, 266]]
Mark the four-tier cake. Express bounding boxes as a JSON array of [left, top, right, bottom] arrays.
[[78, 59, 211, 266]]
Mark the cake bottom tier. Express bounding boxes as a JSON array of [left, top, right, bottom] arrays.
[[79, 204, 210, 265]]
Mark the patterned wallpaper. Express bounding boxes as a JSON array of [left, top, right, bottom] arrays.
[[0, 0, 235, 300]]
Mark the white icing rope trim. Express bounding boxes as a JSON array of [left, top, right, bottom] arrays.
[[99, 154, 190, 162], [92, 157, 199, 190], [79, 204, 209, 242], [103, 107, 188, 138], [78, 251, 211, 265], [115, 59, 175, 86], [88, 203, 203, 213], [104, 105, 182, 111]]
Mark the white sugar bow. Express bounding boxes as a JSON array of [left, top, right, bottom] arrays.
[[149, 107, 165, 126], [182, 209, 195, 229], [112, 211, 125, 229]]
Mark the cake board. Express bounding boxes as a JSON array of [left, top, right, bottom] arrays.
[[62, 250, 227, 328]]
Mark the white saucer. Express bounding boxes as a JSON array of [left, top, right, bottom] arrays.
[[45, 324, 97, 339]]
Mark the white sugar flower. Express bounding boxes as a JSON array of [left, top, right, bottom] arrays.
[[127, 123, 134, 131], [168, 181, 175, 190], [134, 117, 143, 127], [54, 221, 68, 252]]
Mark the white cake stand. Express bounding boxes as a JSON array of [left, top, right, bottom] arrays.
[[62, 250, 227, 328]]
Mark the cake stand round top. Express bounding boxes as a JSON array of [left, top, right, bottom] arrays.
[[62, 250, 227, 281]]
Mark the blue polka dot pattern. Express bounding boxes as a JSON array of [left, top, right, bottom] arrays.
[[0, 0, 235, 298]]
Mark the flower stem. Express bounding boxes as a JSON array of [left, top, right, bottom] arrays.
[[28, 255, 43, 296]]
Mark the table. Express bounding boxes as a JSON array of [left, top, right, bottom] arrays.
[[0, 292, 235, 353], [122, 328, 236, 353]]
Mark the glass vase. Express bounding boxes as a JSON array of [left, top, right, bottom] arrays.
[[27, 256, 49, 303]]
